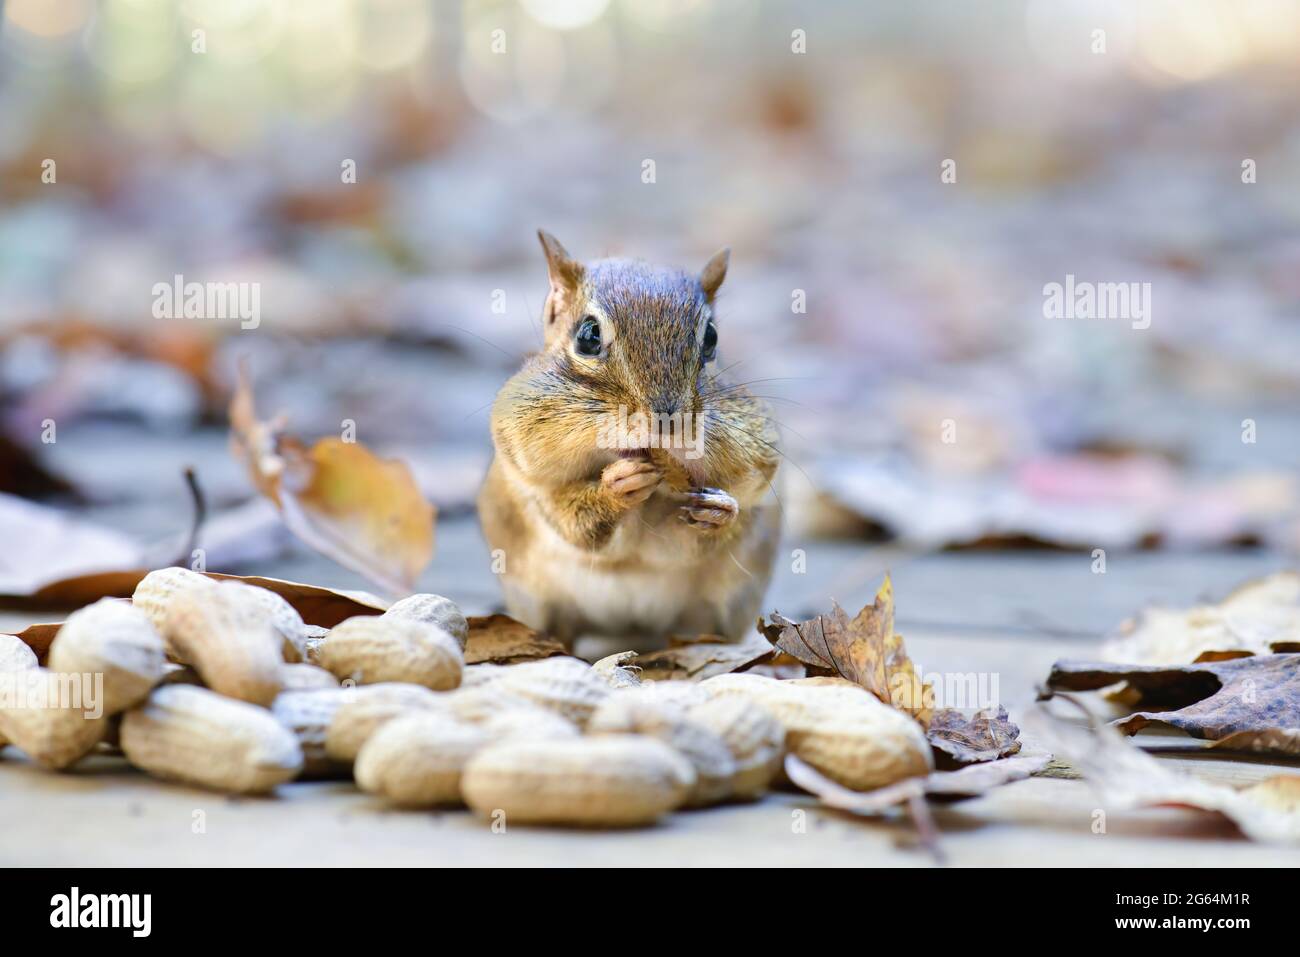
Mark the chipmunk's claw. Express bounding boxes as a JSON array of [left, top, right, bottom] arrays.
[[601, 456, 662, 507], [680, 487, 739, 530]]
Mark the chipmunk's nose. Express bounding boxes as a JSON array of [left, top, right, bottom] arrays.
[[651, 397, 678, 416]]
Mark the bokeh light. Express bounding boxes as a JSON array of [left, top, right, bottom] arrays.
[[520, 0, 610, 32], [3, 0, 94, 38]]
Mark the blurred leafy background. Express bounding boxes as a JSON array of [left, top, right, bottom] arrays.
[[1, 0, 1298, 599]]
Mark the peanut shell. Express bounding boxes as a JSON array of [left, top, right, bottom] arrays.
[[491, 658, 608, 727], [217, 580, 309, 662], [382, 594, 468, 649], [684, 696, 784, 799], [588, 691, 736, 806], [462, 735, 695, 827], [280, 662, 340, 691], [120, 685, 302, 794], [271, 688, 349, 776], [324, 682, 449, 762], [130, 567, 216, 656], [47, 598, 166, 715], [0, 668, 109, 769], [319, 616, 462, 691], [0, 634, 38, 673], [701, 674, 932, 791], [164, 581, 285, 705], [355, 712, 489, 806]]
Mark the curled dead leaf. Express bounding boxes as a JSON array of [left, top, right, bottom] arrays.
[[785, 750, 1051, 814], [229, 363, 435, 595], [1045, 654, 1300, 755], [8, 571, 386, 661], [927, 706, 1023, 766], [1022, 706, 1300, 843]]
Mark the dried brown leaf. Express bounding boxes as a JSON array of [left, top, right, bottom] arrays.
[[1046, 654, 1300, 755], [0, 494, 144, 602], [9, 621, 64, 662], [927, 706, 1022, 765], [1, 569, 149, 610], [1102, 571, 1300, 665], [464, 614, 570, 665], [759, 575, 933, 725], [202, 572, 387, 626], [229, 365, 435, 595], [627, 632, 774, 682], [7, 571, 386, 662]]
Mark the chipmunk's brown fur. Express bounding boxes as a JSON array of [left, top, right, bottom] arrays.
[[478, 231, 781, 645]]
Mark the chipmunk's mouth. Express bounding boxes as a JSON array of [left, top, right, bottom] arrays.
[[596, 406, 707, 461]]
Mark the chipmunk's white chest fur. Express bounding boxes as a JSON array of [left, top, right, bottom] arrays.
[[517, 493, 709, 640]]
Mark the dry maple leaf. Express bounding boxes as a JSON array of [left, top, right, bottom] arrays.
[[1022, 706, 1300, 844], [1046, 654, 1300, 755], [464, 615, 570, 665], [229, 364, 434, 595], [759, 575, 933, 725], [927, 706, 1022, 765]]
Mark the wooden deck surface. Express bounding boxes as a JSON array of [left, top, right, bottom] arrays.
[[3, 517, 1296, 867]]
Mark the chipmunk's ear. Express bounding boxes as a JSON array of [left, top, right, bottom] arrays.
[[537, 229, 584, 296], [699, 247, 729, 301]]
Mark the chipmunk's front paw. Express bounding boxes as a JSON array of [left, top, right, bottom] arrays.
[[680, 487, 739, 530], [601, 456, 662, 508]]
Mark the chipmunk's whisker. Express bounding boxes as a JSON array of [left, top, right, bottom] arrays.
[[709, 416, 816, 489], [701, 376, 812, 399]]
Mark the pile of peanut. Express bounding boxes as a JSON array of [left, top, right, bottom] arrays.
[[0, 569, 933, 827]]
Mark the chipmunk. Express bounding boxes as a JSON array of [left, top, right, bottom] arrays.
[[478, 231, 781, 646]]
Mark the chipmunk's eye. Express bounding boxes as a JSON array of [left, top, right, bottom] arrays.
[[575, 316, 602, 356], [701, 320, 718, 362]]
